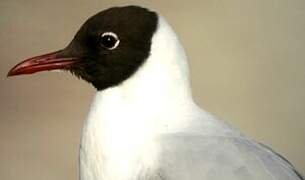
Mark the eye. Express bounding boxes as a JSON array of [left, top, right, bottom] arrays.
[[99, 32, 120, 50]]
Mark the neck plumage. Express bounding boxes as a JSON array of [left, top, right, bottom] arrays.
[[80, 17, 196, 180]]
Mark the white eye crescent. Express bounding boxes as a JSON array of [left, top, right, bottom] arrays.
[[99, 32, 120, 50]]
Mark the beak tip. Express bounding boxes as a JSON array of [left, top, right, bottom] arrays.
[[7, 67, 20, 77], [7, 69, 15, 77]]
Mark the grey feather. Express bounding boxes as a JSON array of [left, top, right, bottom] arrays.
[[153, 133, 303, 180]]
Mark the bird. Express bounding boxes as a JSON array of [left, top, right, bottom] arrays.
[[7, 5, 304, 180]]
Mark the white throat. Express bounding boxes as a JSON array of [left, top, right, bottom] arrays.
[[80, 16, 196, 180]]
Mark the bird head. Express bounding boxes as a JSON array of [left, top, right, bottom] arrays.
[[7, 6, 158, 90]]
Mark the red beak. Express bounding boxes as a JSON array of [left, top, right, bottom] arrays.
[[7, 50, 78, 77]]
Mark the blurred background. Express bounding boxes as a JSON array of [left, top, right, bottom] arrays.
[[1, 0, 305, 179]]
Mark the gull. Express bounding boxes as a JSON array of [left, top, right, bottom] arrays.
[[8, 5, 304, 180]]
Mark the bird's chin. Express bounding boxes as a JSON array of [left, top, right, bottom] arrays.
[[66, 66, 94, 86]]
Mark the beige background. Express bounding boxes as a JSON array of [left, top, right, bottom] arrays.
[[1, 0, 305, 179]]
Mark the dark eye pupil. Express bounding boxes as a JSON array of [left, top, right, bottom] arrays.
[[100, 35, 117, 49]]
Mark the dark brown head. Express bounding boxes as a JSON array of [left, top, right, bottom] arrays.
[[8, 6, 158, 90]]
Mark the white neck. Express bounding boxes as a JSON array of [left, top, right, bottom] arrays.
[[80, 16, 197, 180]]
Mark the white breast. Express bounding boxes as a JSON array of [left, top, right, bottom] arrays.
[[79, 15, 200, 180]]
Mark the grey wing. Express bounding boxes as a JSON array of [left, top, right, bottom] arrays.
[[156, 134, 304, 180]]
